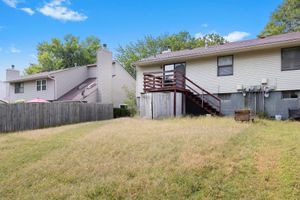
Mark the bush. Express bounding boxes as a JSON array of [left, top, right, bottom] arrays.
[[113, 108, 131, 118]]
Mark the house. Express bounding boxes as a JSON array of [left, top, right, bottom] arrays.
[[5, 47, 135, 108], [0, 80, 6, 100], [135, 32, 300, 119]]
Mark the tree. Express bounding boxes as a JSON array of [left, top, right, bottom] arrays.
[[259, 0, 300, 37], [25, 35, 101, 74], [116, 32, 226, 77]]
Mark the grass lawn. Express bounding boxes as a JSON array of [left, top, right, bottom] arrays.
[[0, 117, 299, 199]]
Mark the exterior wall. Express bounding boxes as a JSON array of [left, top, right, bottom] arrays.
[[136, 65, 161, 97], [0, 81, 6, 100], [97, 49, 113, 104], [136, 48, 300, 96], [140, 92, 183, 119], [54, 66, 89, 99], [88, 66, 97, 78], [187, 48, 300, 94], [111, 62, 135, 107], [7, 79, 55, 102], [220, 91, 300, 119]]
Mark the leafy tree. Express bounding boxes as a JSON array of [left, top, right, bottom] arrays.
[[116, 32, 226, 77], [25, 35, 101, 74], [259, 0, 300, 37]]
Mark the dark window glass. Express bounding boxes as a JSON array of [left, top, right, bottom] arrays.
[[282, 47, 300, 71], [282, 91, 299, 99], [15, 82, 24, 94], [218, 56, 233, 76]]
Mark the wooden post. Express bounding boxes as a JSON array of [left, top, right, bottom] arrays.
[[174, 90, 177, 117]]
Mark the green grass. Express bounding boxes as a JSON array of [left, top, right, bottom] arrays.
[[0, 117, 299, 199]]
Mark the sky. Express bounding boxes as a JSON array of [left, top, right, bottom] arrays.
[[0, 0, 283, 80]]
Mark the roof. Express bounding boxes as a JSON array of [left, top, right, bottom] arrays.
[[57, 78, 97, 101], [7, 64, 97, 83], [135, 32, 300, 66]]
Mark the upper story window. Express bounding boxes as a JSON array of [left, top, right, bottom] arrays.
[[37, 80, 47, 91], [282, 90, 299, 99], [217, 55, 233, 76], [282, 47, 300, 71], [15, 82, 24, 94]]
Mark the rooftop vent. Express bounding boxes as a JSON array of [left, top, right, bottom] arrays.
[[11, 65, 15, 70], [103, 44, 108, 49]]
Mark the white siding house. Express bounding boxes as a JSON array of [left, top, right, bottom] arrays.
[[5, 48, 135, 107], [135, 32, 300, 119]]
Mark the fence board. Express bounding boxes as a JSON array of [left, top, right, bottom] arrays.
[[0, 103, 113, 133]]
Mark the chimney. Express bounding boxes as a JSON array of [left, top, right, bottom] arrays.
[[103, 44, 108, 50], [6, 65, 20, 81], [96, 48, 113, 104]]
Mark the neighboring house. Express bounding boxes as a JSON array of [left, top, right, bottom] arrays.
[[5, 48, 135, 108], [0, 81, 6, 100], [135, 32, 300, 119]]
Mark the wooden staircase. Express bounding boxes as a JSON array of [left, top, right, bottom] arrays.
[[185, 90, 221, 116], [143, 70, 222, 116]]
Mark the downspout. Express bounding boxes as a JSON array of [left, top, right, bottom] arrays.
[[48, 75, 56, 100]]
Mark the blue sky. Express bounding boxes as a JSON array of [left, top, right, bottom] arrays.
[[0, 0, 282, 80]]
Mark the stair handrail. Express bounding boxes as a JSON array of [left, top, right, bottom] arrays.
[[175, 71, 221, 113]]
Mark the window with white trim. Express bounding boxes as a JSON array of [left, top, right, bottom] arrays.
[[37, 80, 47, 91], [218, 56, 233, 76]]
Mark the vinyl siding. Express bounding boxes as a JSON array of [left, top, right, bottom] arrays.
[[8, 79, 55, 102], [112, 62, 135, 107], [136, 47, 300, 96], [55, 66, 89, 99]]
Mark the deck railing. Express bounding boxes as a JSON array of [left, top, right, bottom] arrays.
[[143, 70, 221, 113]]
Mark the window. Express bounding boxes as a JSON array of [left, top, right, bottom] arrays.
[[15, 82, 24, 94], [282, 47, 300, 71], [37, 80, 47, 91], [218, 93, 232, 101], [163, 63, 186, 81], [218, 55, 233, 76], [282, 91, 299, 99]]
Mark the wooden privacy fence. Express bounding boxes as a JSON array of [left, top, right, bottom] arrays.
[[0, 102, 113, 133]]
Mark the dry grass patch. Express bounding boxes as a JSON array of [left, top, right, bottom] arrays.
[[0, 117, 299, 199]]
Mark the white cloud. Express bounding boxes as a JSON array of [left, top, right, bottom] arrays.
[[201, 23, 208, 28], [10, 45, 21, 53], [38, 0, 87, 22], [2, 0, 18, 8], [224, 31, 250, 42], [20, 7, 35, 15]]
